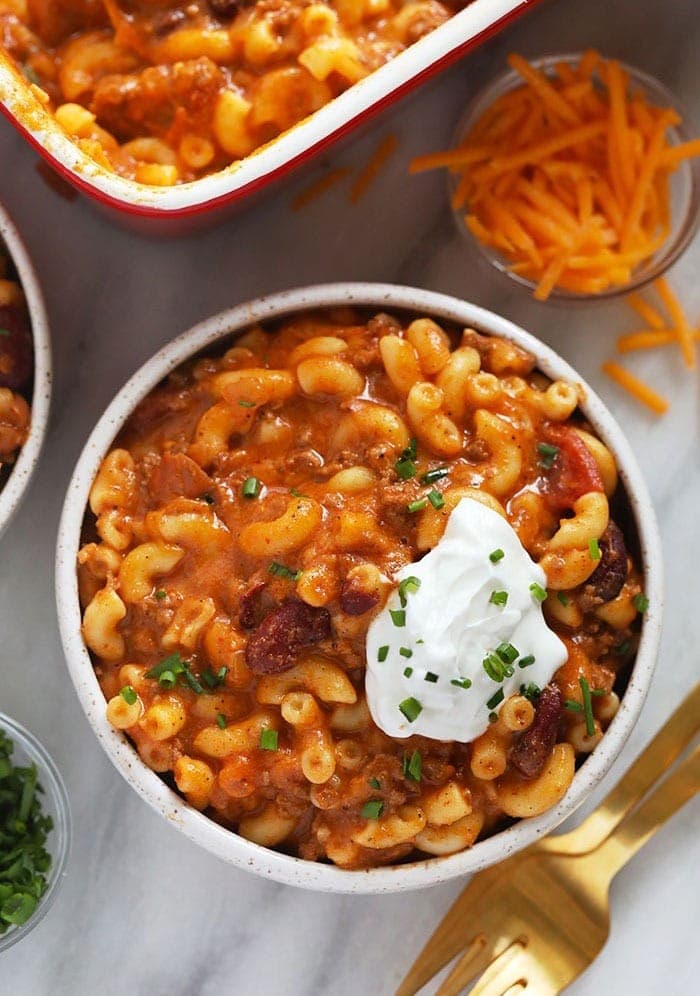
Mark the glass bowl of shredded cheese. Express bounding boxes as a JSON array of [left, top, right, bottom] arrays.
[[0, 713, 71, 951], [415, 52, 700, 302]]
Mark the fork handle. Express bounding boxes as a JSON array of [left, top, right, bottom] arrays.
[[543, 683, 700, 855], [589, 744, 699, 883]]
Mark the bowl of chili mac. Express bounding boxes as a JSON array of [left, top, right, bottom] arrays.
[[0, 203, 51, 540], [0, 1, 538, 224], [56, 283, 662, 892]]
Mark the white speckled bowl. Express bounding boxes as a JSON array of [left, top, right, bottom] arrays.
[[0, 204, 51, 540], [55, 284, 663, 893]]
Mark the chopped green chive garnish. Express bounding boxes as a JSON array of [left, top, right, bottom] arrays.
[[483, 653, 506, 683], [398, 576, 421, 606], [564, 700, 583, 713], [389, 608, 406, 627], [424, 672, 439, 683], [399, 647, 413, 659], [489, 548, 505, 563], [200, 492, 215, 505], [155, 589, 167, 600], [488, 712, 498, 724], [202, 666, 228, 689], [557, 592, 570, 606], [520, 682, 541, 703], [486, 688, 504, 710], [416, 638, 424, 645], [407, 498, 428, 513], [591, 688, 607, 697], [395, 439, 418, 480], [362, 800, 384, 820], [157, 670, 176, 690], [268, 562, 302, 581], [530, 582, 547, 602], [259, 729, 279, 751], [216, 713, 227, 730], [633, 593, 649, 614], [579, 677, 595, 736], [495, 642, 519, 665], [421, 467, 448, 484], [120, 685, 137, 705], [238, 399, 256, 408], [537, 442, 559, 469], [588, 538, 601, 561], [404, 750, 423, 782], [614, 640, 631, 656], [489, 590, 508, 607], [368, 777, 381, 790], [451, 678, 472, 689], [518, 655, 536, 669], [428, 489, 445, 510], [182, 668, 204, 695], [146, 653, 185, 683], [377, 645, 389, 663], [242, 477, 261, 498], [403, 667, 414, 678], [399, 697, 422, 722]]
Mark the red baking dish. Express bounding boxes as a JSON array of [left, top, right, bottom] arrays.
[[0, 0, 544, 228]]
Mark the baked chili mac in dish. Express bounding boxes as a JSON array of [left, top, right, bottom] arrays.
[[1, 0, 466, 185], [0, 243, 32, 489], [77, 309, 646, 869]]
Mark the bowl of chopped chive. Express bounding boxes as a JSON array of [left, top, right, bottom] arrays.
[[0, 714, 71, 950]]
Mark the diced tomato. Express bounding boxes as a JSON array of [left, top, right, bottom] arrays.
[[539, 424, 603, 513]]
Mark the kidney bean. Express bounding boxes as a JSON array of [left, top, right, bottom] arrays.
[[509, 683, 563, 780], [585, 521, 628, 604], [339, 577, 380, 616], [239, 582, 277, 630], [0, 305, 33, 392], [245, 598, 331, 674]]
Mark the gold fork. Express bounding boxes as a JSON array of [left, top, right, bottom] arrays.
[[397, 683, 700, 996]]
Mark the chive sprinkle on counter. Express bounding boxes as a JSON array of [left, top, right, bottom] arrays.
[[0, 731, 53, 934]]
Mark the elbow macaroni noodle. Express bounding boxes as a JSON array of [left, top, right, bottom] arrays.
[[77, 308, 644, 868]]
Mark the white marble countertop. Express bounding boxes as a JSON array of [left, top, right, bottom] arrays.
[[1, 0, 699, 991]]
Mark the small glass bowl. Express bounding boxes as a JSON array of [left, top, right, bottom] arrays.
[[450, 54, 700, 303], [0, 713, 72, 952]]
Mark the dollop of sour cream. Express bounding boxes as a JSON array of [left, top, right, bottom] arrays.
[[365, 497, 567, 742]]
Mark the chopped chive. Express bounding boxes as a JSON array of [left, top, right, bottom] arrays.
[[404, 750, 422, 782], [238, 399, 256, 408], [146, 653, 185, 681], [403, 666, 414, 678], [421, 467, 448, 484], [564, 699, 583, 712], [368, 777, 381, 790], [518, 655, 535, 669], [495, 642, 519, 665], [200, 492, 215, 505], [489, 590, 508, 607], [202, 666, 228, 689], [399, 647, 413, 659], [588, 538, 601, 561], [530, 582, 547, 603], [520, 682, 541, 703], [428, 489, 445, 510], [377, 645, 389, 663], [389, 608, 406, 627], [407, 498, 428, 513], [486, 688, 504, 710], [155, 589, 167, 600], [557, 592, 570, 606], [290, 487, 305, 497], [259, 729, 279, 751], [489, 548, 505, 564], [614, 640, 631, 656], [242, 477, 261, 499], [398, 576, 421, 606], [120, 685, 137, 705], [268, 561, 302, 581], [488, 712, 498, 724], [451, 678, 472, 689], [424, 672, 439, 683], [633, 593, 649, 614], [399, 697, 422, 722], [591, 688, 607, 697], [416, 638, 424, 645], [537, 442, 559, 469], [216, 713, 227, 730], [579, 677, 596, 736], [158, 670, 177, 690], [361, 800, 384, 820], [182, 667, 204, 695], [395, 458, 417, 480], [483, 653, 506, 682]]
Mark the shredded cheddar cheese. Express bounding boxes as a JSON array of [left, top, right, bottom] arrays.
[[410, 52, 700, 300], [350, 134, 398, 204], [602, 361, 669, 415], [292, 168, 351, 211]]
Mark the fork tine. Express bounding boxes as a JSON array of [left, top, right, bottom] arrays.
[[468, 944, 536, 996], [434, 935, 505, 996]]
